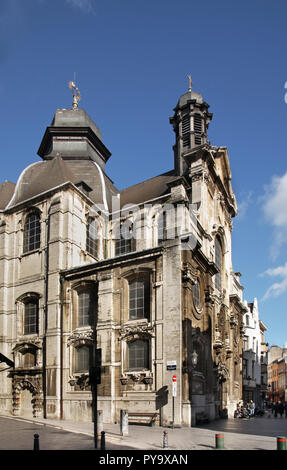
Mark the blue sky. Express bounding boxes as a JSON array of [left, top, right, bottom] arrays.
[[1, 0, 287, 347]]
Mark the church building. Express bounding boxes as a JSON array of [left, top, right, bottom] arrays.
[[0, 81, 247, 426]]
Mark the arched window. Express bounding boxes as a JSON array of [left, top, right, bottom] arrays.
[[86, 218, 98, 257], [128, 339, 149, 371], [129, 278, 150, 320], [115, 221, 133, 256], [24, 299, 39, 335], [23, 211, 41, 253], [78, 290, 95, 327], [75, 346, 92, 373], [215, 237, 222, 291]]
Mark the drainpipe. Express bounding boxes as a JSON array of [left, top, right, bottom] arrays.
[[60, 274, 64, 420], [43, 205, 51, 419]]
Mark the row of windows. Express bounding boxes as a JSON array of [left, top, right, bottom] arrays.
[[74, 339, 149, 373], [23, 212, 224, 291], [21, 278, 150, 335], [22, 212, 167, 257]]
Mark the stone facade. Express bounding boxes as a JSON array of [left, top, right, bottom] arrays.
[[0, 85, 247, 425]]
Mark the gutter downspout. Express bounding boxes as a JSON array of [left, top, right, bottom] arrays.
[[43, 205, 51, 419], [60, 274, 64, 420]]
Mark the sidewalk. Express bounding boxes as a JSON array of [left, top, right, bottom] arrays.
[[1, 413, 285, 451]]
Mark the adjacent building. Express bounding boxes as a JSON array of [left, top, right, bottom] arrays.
[[0, 83, 249, 426], [267, 345, 287, 404]]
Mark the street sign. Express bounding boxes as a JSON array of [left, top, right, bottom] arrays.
[[172, 381, 177, 397], [172, 375, 176, 382], [167, 360, 177, 371]]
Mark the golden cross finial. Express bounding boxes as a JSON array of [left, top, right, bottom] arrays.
[[187, 75, 192, 92], [69, 76, 81, 109]]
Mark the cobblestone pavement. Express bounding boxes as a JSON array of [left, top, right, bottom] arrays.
[[0, 413, 286, 451]]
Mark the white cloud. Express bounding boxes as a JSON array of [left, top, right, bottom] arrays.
[[65, 0, 96, 14], [262, 171, 287, 259], [261, 171, 287, 299], [236, 191, 253, 219], [261, 261, 287, 300]]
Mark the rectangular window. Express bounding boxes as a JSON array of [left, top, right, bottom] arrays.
[[129, 279, 150, 320], [128, 340, 149, 370], [78, 291, 94, 327], [115, 223, 133, 256], [75, 346, 91, 373], [24, 301, 38, 335]]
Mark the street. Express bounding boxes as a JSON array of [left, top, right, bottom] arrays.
[[0, 414, 286, 451]]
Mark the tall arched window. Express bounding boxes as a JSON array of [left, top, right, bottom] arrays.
[[215, 237, 222, 291], [128, 339, 149, 371], [23, 211, 41, 253], [86, 218, 98, 257], [129, 278, 150, 320]]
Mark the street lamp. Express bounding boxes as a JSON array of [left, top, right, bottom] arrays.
[[191, 351, 198, 369]]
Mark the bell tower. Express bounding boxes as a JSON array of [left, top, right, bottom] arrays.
[[170, 77, 213, 176]]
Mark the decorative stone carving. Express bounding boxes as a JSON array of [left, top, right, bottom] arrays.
[[120, 371, 153, 385], [67, 328, 94, 347], [119, 322, 154, 341], [11, 373, 43, 417], [68, 374, 90, 391]]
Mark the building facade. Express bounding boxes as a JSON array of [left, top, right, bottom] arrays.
[[267, 345, 287, 404], [242, 299, 267, 407], [0, 84, 247, 426]]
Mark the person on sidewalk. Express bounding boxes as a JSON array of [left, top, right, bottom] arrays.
[[248, 400, 255, 418], [274, 402, 279, 418]]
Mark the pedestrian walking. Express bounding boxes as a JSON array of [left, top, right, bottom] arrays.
[[249, 400, 255, 417]]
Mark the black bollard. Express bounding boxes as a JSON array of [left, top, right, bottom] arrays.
[[101, 431, 106, 450], [163, 430, 168, 448], [33, 434, 40, 451]]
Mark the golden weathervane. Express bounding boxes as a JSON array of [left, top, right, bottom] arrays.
[[69, 78, 81, 109], [187, 75, 192, 92]]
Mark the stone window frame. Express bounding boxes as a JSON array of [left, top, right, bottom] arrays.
[[15, 292, 42, 338], [120, 269, 153, 324], [22, 208, 42, 254], [119, 268, 155, 382], [70, 280, 98, 331], [13, 341, 42, 370]]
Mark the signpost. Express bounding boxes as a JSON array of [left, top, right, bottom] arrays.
[[172, 375, 176, 428]]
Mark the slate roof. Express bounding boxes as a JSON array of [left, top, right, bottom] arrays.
[[0, 181, 16, 210]]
